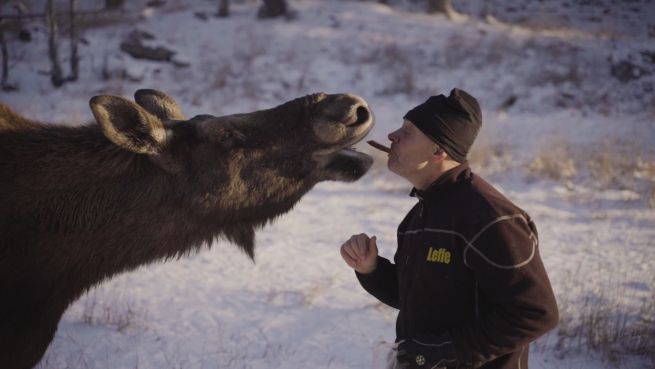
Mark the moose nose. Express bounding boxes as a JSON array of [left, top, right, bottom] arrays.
[[354, 105, 370, 126], [345, 98, 371, 127]]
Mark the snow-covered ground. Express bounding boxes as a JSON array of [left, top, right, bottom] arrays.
[[2, 0, 654, 368]]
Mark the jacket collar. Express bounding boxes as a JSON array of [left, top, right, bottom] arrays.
[[410, 161, 472, 202]]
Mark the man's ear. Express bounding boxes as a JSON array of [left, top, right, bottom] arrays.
[[432, 147, 448, 162], [134, 89, 186, 121], [89, 95, 167, 155]]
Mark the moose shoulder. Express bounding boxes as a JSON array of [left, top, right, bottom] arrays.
[[0, 90, 374, 369]]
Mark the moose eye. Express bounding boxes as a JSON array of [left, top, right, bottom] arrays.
[[217, 128, 245, 148]]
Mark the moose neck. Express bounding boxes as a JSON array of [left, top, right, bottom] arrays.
[[2, 124, 201, 294], [2, 122, 315, 297]]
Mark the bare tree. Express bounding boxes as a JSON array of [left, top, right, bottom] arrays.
[[0, 22, 16, 91], [68, 0, 79, 81], [1, 2, 29, 91], [105, 0, 124, 10], [217, 0, 229, 17], [46, 0, 64, 87], [257, 0, 290, 19], [428, 0, 458, 19], [0, 8, 7, 89]]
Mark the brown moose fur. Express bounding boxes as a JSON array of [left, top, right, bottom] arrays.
[[0, 89, 373, 369]]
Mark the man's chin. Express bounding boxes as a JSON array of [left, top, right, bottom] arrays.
[[387, 161, 414, 183], [387, 160, 401, 176]]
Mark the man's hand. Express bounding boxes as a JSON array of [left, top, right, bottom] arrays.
[[340, 233, 378, 274], [396, 334, 458, 369]]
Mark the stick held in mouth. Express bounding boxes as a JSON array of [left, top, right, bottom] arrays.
[[367, 140, 391, 153]]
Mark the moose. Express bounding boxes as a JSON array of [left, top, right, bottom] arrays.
[[0, 89, 374, 369]]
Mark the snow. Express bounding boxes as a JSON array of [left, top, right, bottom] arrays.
[[1, 0, 654, 368]]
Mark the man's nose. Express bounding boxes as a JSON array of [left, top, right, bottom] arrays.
[[388, 130, 398, 143]]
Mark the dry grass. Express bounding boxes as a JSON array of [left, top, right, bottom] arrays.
[[224, 28, 271, 100], [361, 44, 416, 96], [635, 158, 655, 182], [467, 140, 513, 176], [526, 144, 577, 183], [523, 137, 654, 197], [79, 289, 146, 333], [463, 134, 655, 208], [211, 63, 234, 90], [580, 140, 646, 190], [523, 41, 585, 88], [233, 28, 269, 75], [442, 33, 517, 70], [555, 278, 655, 366]]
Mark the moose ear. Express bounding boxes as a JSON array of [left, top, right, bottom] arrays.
[[89, 95, 167, 155], [134, 89, 186, 121]]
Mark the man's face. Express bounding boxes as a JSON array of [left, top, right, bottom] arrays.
[[387, 119, 438, 178]]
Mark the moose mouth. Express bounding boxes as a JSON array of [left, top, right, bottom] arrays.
[[310, 95, 375, 181], [314, 114, 374, 161], [333, 132, 373, 161], [314, 121, 374, 182]]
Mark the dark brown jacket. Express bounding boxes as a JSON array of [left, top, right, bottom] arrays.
[[357, 162, 558, 369]]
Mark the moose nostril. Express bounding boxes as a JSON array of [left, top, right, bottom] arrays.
[[354, 106, 370, 126]]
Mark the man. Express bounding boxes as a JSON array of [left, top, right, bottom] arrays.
[[340, 89, 558, 369]]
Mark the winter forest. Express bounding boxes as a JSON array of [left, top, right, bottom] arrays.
[[1, 0, 654, 368]]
